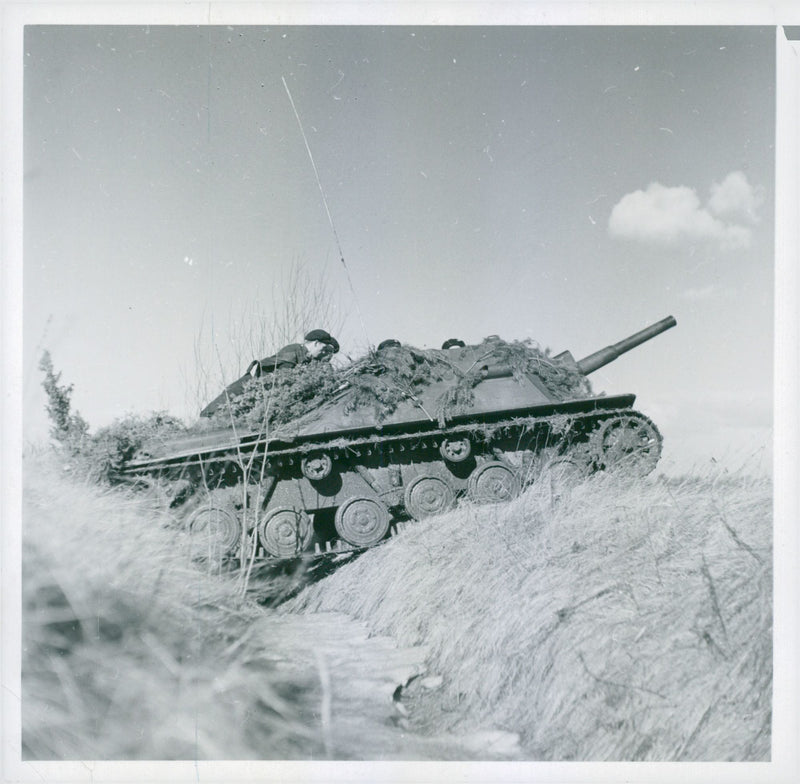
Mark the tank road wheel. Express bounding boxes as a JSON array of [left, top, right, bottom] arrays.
[[258, 507, 313, 558], [439, 437, 472, 463], [468, 461, 521, 504], [590, 414, 662, 476], [301, 453, 333, 481], [544, 455, 589, 484], [404, 475, 456, 520], [335, 497, 391, 548], [543, 444, 594, 484], [186, 504, 241, 564]]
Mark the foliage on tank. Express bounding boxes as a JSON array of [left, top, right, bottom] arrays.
[[205, 361, 342, 432], [343, 345, 459, 421], [201, 337, 593, 432], [483, 339, 594, 399]]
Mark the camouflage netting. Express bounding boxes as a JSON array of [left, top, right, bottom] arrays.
[[200, 338, 593, 433], [205, 361, 342, 433], [341, 345, 456, 421], [477, 337, 594, 399]]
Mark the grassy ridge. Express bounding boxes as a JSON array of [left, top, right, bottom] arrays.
[[21, 452, 318, 760], [288, 466, 772, 760], [22, 451, 772, 760]]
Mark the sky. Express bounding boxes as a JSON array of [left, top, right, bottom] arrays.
[[21, 23, 777, 474]]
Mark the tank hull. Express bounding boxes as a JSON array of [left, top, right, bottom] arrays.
[[123, 394, 661, 563], [121, 321, 675, 564]]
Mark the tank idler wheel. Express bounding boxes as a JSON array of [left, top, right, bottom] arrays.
[[404, 474, 456, 520], [439, 437, 472, 463], [301, 453, 333, 481], [590, 414, 662, 476], [258, 507, 313, 558], [335, 497, 391, 548], [468, 461, 521, 504], [186, 503, 241, 562]]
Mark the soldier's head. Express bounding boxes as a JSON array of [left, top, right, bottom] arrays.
[[304, 329, 340, 360], [377, 339, 401, 352]]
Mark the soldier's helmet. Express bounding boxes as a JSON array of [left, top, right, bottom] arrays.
[[441, 338, 466, 349], [305, 329, 340, 354], [377, 339, 402, 351]]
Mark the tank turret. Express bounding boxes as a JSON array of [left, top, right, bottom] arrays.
[[122, 316, 677, 564]]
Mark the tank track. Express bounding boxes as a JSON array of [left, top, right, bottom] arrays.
[[125, 405, 644, 475], [124, 406, 661, 566]]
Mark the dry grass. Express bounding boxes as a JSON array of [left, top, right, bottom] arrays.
[[287, 464, 772, 761], [21, 452, 319, 760], [22, 447, 772, 761]]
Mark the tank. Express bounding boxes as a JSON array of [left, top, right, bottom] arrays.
[[121, 316, 676, 563]]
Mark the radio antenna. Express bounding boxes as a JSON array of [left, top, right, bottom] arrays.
[[281, 76, 370, 345]]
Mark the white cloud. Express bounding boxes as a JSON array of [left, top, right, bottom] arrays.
[[708, 170, 763, 223], [608, 173, 760, 251]]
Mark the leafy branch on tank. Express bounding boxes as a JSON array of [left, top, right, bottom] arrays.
[[204, 361, 342, 431], [343, 345, 453, 420], [483, 339, 595, 399]]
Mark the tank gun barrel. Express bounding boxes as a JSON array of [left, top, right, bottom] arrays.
[[577, 315, 677, 375]]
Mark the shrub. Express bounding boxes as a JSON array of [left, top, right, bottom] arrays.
[[38, 350, 89, 452], [82, 412, 187, 483], [38, 350, 187, 483]]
